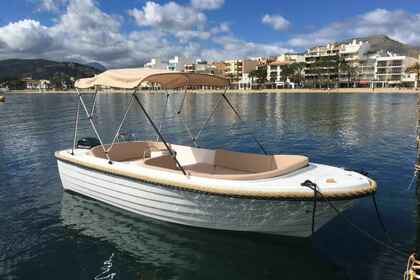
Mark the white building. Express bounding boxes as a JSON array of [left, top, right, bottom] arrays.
[[224, 59, 258, 84], [374, 54, 417, 87], [167, 56, 192, 72], [304, 40, 370, 86], [238, 73, 256, 89], [338, 40, 370, 86], [184, 59, 216, 74], [267, 61, 288, 86], [276, 53, 305, 63], [144, 58, 168, 70], [339, 40, 370, 63], [23, 78, 51, 90]]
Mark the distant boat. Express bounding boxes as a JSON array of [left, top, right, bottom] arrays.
[[0, 87, 8, 93]]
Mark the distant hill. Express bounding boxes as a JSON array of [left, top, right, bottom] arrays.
[[87, 62, 107, 71], [0, 59, 100, 81], [340, 35, 420, 58]]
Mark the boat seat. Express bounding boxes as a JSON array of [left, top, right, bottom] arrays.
[[143, 149, 309, 180], [88, 141, 167, 162], [183, 163, 248, 175], [209, 150, 309, 179]]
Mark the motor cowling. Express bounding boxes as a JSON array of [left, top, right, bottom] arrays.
[[77, 137, 101, 149]]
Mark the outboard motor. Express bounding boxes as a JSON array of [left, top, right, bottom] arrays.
[[76, 137, 101, 149]]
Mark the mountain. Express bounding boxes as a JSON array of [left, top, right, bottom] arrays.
[[0, 59, 101, 81], [87, 62, 107, 71], [340, 35, 420, 58]]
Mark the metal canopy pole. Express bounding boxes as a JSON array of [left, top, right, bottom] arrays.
[[107, 93, 135, 152], [156, 91, 170, 142], [76, 88, 112, 164], [90, 89, 98, 116], [193, 91, 225, 144], [71, 96, 80, 155], [221, 92, 268, 155], [177, 88, 198, 147], [133, 93, 187, 176]]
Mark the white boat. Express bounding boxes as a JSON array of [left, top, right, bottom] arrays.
[[56, 68, 376, 237]]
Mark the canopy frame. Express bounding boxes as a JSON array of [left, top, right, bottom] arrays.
[[71, 69, 268, 176]]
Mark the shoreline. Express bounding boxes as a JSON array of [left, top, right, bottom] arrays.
[[5, 87, 419, 94]]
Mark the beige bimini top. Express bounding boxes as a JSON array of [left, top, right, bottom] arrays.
[[75, 68, 229, 89]]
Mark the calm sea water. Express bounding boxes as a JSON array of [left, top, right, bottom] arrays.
[[0, 92, 417, 280]]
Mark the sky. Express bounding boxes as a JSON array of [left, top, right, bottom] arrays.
[[0, 0, 419, 67]]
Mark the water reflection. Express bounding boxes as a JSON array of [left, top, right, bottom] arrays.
[[0, 92, 417, 280], [61, 192, 342, 279]]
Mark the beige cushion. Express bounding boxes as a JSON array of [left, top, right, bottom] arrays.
[[215, 149, 275, 173], [143, 155, 178, 170], [273, 155, 309, 176], [89, 141, 167, 162], [89, 141, 309, 180]]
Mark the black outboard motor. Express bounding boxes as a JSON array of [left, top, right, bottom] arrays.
[[77, 137, 101, 149]]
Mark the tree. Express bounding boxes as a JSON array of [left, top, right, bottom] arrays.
[[249, 67, 267, 88], [310, 57, 329, 88], [406, 62, 420, 89], [338, 58, 358, 88], [280, 64, 294, 84], [290, 62, 306, 87]]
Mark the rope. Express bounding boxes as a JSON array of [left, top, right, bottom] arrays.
[[300, 180, 407, 257], [407, 172, 418, 192], [371, 194, 393, 244]]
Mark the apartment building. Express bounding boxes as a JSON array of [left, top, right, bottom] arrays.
[[304, 43, 340, 86], [144, 58, 168, 70], [265, 53, 305, 87], [304, 40, 371, 87], [276, 53, 305, 63], [266, 61, 288, 86], [167, 56, 192, 72], [209, 61, 226, 76], [338, 40, 370, 86], [22, 77, 50, 89], [374, 55, 417, 87], [224, 59, 258, 83], [238, 58, 274, 89], [184, 59, 216, 74]]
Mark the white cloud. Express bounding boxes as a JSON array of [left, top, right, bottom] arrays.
[[0, 20, 53, 53], [202, 35, 292, 61], [191, 0, 224, 10], [0, 0, 293, 67], [288, 8, 420, 48], [210, 22, 230, 34], [262, 14, 290, 31], [36, 0, 67, 11], [49, 0, 130, 65], [128, 1, 206, 31]]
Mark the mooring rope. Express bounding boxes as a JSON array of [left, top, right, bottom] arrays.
[[300, 180, 408, 257], [371, 193, 393, 244], [407, 171, 418, 192]]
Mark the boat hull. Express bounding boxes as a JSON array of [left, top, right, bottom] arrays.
[[57, 160, 352, 237]]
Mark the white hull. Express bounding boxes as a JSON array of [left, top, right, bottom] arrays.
[[57, 160, 352, 237]]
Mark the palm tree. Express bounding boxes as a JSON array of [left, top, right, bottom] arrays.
[[338, 58, 358, 88], [291, 62, 306, 87], [280, 64, 293, 84], [406, 62, 420, 89], [249, 67, 267, 88], [312, 57, 330, 88]]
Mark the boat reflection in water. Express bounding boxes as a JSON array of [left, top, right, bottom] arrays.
[[61, 192, 343, 279]]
